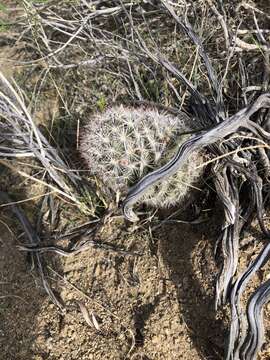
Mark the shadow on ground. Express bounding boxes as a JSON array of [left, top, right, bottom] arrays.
[[0, 223, 51, 360], [157, 205, 227, 360]]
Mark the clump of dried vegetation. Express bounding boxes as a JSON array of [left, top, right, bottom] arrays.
[[0, 0, 270, 359]]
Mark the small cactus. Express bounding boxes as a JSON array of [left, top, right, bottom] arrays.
[[79, 105, 205, 208]]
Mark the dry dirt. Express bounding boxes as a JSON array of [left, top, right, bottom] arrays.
[[0, 210, 221, 360], [1, 205, 270, 360]]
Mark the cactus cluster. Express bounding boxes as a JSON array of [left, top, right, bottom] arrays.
[[79, 105, 204, 208]]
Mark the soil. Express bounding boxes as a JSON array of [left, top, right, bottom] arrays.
[[1, 205, 270, 360], [0, 211, 220, 360]]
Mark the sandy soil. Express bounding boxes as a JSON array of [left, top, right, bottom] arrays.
[[0, 213, 217, 360], [1, 207, 270, 360]]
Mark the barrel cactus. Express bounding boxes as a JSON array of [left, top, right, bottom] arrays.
[[79, 105, 205, 208]]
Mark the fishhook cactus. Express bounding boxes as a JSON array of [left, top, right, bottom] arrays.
[[79, 105, 205, 207]]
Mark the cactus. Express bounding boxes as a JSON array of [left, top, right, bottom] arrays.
[[79, 105, 205, 208]]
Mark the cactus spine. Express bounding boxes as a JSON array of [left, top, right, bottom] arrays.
[[79, 105, 204, 207]]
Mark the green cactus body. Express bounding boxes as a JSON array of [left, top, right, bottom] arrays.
[[79, 105, 204, 208]]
